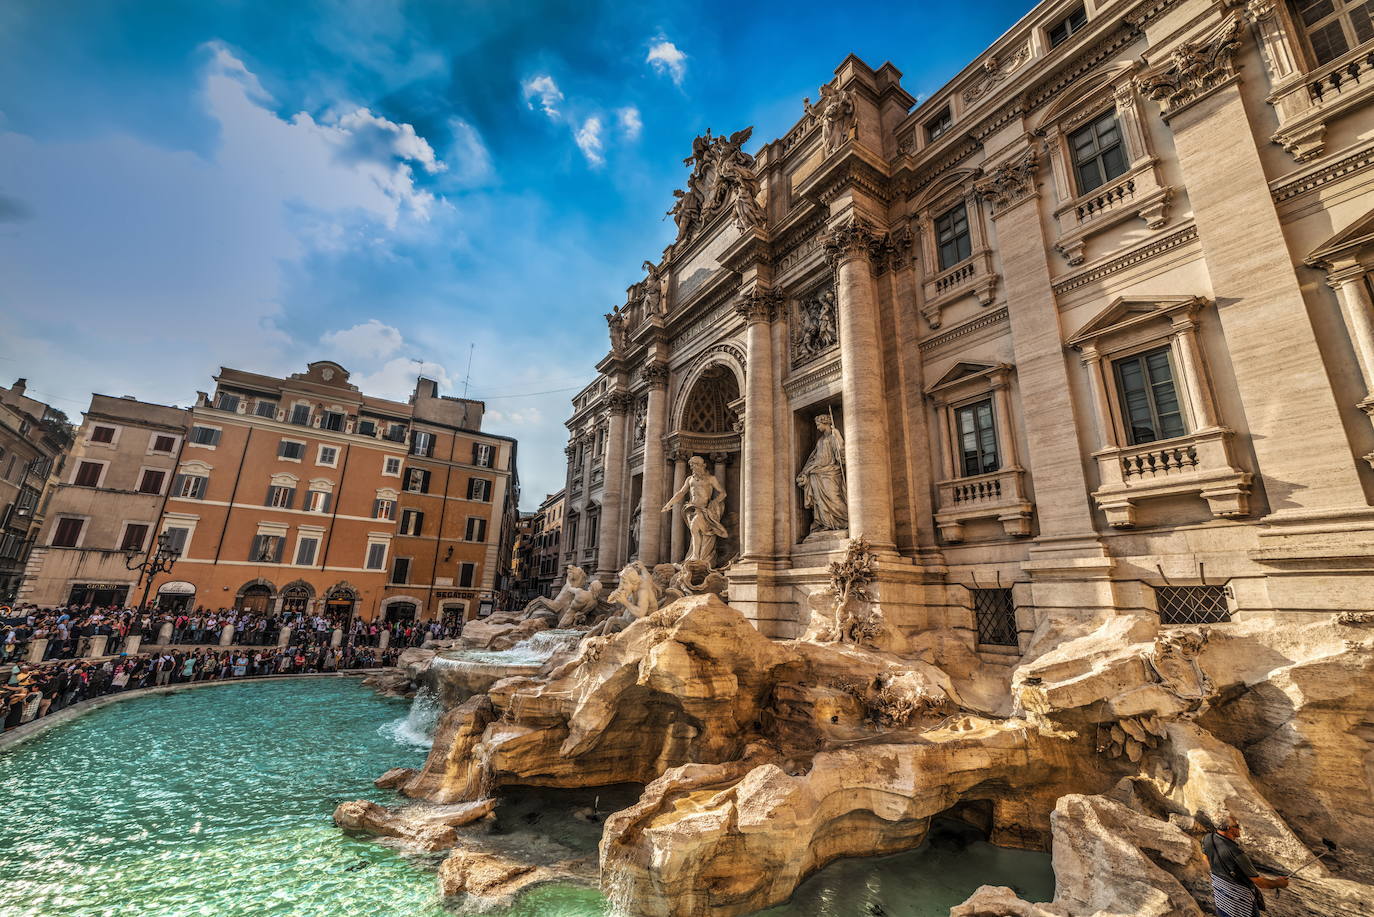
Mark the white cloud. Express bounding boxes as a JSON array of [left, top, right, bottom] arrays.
[[485, 405, 543, 426], [336, 107, 445, 175], [522, 74, 564, 118], [350, 357, 453, 402], [320, 319, 404, 363], [616, 106, 642, 141], [646, 38, 687, 85], [574, 116, 605, 166], [446, 118, 494, 186]]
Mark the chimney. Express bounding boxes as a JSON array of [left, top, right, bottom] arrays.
[[12, 378, 26, 397]]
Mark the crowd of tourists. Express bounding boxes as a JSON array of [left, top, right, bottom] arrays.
[[0, 641, 404, 734], [1, 604, 461, 664]]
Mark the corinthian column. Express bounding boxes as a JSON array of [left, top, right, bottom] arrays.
[[1327, 262, 1374, 406], [823, 215, 896, 552], [735, 286, 782, 561], [669, 451, 688, 562], [595, 391, 633, 580], [637, 361, 670, 565]]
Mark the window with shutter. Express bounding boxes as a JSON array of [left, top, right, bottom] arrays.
[[295, 537, 319, 566], [459, 563, 476, 587], [365, 543, 387, 570], [289, 404, 312, 426], [120, 524, 149, 552], [152, 435, 177, 453], [74, 462, 102, 487], [90, 426, 116, 444], [163, 527, 189, 556], [137, 470, 166, 494], [52, 517, 84, 547], [190, 426, 221, 446], [267, 486, 295, 509]]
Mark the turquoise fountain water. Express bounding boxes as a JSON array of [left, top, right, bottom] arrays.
[[0, 678, 1054, 917]]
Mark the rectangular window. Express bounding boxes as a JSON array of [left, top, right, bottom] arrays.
[[1154, 585, 1231, 625], [295, 537, 319, 566], [473, 443, 494, 467], [190, 426, 221, 446], [390, 557, 411, 585], [255, 400, 278, 419], [215, 392, 241, 413], [52, 517, 84, 548], [306, 490, 331, 513], [151, 435, 177, 453], [1114, 346, 1186, 445], [972, 589, 1018, 646], [266, 485, 296, 509], [1048, 4, 1087, 46], [374, 499, 396, 521], [406, 468, 431, 494], [137, 469, 166, 495], [465, 516, 488, 542], [384, 423, 408, 443], [467, 478, 491, 502], [1296, 0, 1374, 66], [162, 526, 189, 557], [120, 523, 149, 553], [935, 203, 972, 271], [318, 445, 338, 466], [384, 456, 402, 476], [250, 534, 284, 563], [278, 440, 305, 461], [74, 461, 103, 487], [174, 474, 207, 499], [320, 411, 345, 432], [90, 426, 116, 444], [357, 419, 377, 437], [955, 399, 1000, 477], [399, 509, 424, 536], [458, 562, 476, 588], [411, 430, 435, 457], [1070, 112, 1129, 194], [289, 404, 312, 426], [365, 542, 387, 570], [925, 107, 952, 142]]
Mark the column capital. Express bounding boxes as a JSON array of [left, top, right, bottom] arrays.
[[1326, 262, 1369, 287], [640, 360, 669, 389], [1137, 14, 1243, 119], [973, 149, 1039, 215], [734, 285, 784, 324], [605, 391, 635, 415], [823, 215, 885, 268]]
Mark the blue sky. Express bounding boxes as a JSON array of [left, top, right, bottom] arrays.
[[0, 0, 1034, 508]]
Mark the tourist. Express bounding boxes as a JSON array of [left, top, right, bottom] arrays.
[[1201, 812, 1289, 916]]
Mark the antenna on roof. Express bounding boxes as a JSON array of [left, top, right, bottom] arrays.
[[462, 343, 475, 399]]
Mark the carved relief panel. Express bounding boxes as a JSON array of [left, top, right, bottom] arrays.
[[791, 282, 840, 368]]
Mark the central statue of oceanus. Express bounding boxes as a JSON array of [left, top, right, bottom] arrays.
[[797, 413, 848, 533], [661, 455, 728, 566]]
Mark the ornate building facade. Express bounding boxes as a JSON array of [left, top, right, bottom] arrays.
[[562, 0, 1374, 643]]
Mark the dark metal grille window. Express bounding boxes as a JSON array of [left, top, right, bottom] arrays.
[[935, 203, 972, 270], [972, 588, 1018, 646], [1070, 113, 1129, 194], [1155, 585, 1231, 625]]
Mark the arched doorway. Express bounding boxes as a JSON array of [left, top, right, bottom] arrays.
[[281, 582, 312, 617], [385, 602, 417, 624], [238, 585, 272, 615], [156, 581, 196, 613], [323, 585, 357, 627]]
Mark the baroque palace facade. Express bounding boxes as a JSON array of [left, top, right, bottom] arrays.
[[563, 0, 1374, 642]]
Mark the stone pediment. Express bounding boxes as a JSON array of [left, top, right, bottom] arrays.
[[929, 361, 998, 390], [1307, 206, 1374, 266], [1066, 295, 1205, 347]]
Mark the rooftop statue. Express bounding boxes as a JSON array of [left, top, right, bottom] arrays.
[[667, 127, 764, 251], [803, 83, 856, 155]]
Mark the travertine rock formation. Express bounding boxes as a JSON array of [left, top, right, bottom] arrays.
[[331, 797, 496, 851]]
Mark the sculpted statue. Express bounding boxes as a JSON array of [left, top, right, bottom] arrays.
[[548, 565, 604, 628], [797, 413, 848, 533], [804, 84, 856, 155], [627, 506, 642, 560], [606, 307, 626, 352], [662, 455, 728, 566], [606, 561, 658, 619], [641, 261, 665, 315], [668, 126, 764, 247], [792, 289, 838, 364]]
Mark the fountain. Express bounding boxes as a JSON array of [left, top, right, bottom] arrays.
[[424, 629, 585, 708]]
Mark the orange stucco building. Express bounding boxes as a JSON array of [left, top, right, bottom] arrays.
[[149, 362, 518, 625]]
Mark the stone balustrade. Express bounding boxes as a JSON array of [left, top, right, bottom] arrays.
[[1091, 428, 1252, 528], [935, 466, 1034, 542]]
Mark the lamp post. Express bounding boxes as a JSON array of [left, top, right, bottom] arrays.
[[125, 532, 179, 614]]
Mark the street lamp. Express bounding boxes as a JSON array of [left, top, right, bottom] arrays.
[[125, 532, 179, 614]]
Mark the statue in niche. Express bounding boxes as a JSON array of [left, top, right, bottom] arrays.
[[804, 84, 856, 155], [792, 288, 839, 364], [797, 413, 848, 533], [661, 455, 728, 567], [627, 506, 642, 560]]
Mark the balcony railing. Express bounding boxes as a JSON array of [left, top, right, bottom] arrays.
[[935, 466, 1033, 542], [1092, 428, 1251, 528]]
